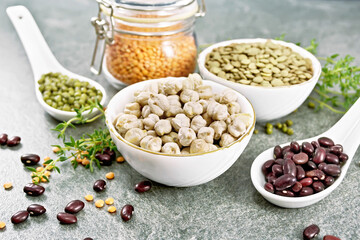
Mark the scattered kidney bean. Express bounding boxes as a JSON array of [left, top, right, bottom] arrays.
[[324, 176, 335, 187], [292, 152, 309, 165], [104, 148, 116, 161], [290, 141, 300, 153], [323, 164, 341, 177], [11, 211, 29, 224], [292, 181, 302, 192], [274, 174, 297, 190], [135, 180, 152, 193], [299, 187, 314, 196], [84, 238, 93, 240], [302, 142, 314, 155], [27, 204, 46, 216], [272, 164, 283, 177], [296, 166, 305, 180], [57, 212, 77, 224], [93, 179, 106, 192], [273, 145, 282, 159], [299, 178, 313, 187], [318, 137, 334, 148], [65, 200, 85, 214], [21, 154, 40, 166], [312, 181, 325, 192], [303, 224, 320, 240], [7, 136, 21, 147], [326, 153, 339, 164], [0, 133, 8, 145], [313, 148, 326, 164], [323, 235, 341, 240], [95, 153, 112, 166], [262, 159, 275, 175], [23, 183, 45, 196], [264, 183, 274, 193], [121, 204, 134, 222], [283, 159, 296, 177]]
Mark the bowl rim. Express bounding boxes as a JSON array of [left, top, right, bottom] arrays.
[[105, 77, 256, 157], [198, 38, 322, 90]]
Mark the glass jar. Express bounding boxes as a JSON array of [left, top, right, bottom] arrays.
[[90, 0, 206, 88]]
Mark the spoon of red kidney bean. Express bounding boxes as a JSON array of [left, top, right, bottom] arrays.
[[251, 97, 360, 208]]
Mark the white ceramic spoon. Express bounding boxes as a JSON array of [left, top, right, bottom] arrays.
[[251, 97, 360, 208], [7, 6, 107, 121]]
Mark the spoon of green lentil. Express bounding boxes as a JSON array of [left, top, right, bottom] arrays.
[[7, 6, 107, 121]]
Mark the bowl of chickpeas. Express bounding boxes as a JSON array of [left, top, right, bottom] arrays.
[[105, 74, 256, 187]]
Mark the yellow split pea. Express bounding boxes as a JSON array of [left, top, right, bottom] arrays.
[[105, 172, 114, 180], [108, 206, 116, 213], [95, 200, 105, 208], [85, 195, 94, 202], [0, 221, 6, 229], [105, 198, 114, 205], [3, 183, 12, 190]]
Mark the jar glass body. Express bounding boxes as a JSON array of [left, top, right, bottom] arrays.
[[104, 16, 197, 85]]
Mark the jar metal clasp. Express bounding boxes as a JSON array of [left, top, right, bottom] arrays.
[[90, 0, 114, 75]]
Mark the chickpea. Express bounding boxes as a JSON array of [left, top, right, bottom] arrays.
[[181, 147, 191, 155], [125, 128, 147, 146], [163, 79, 183, 95], [220, 133, 236, 147], [227, 102, 241, 115], [190, 139, 209, 154], [171, 113, 190, 132], [143, 114, 160, 130], [161, 142, 181, 154], [124, 102, 141, 118], [219, 89, 238, 104], [190, 115, 207, 133], [196, 85, 213, 99], [141, 105, 151, 118], [209, 121, 227, 140], [228, 115, 248, 138], [180, 89, 199, 103], [140, 136, 162, 152], [182, 73, 203, 90], [154, 120, 172, 136], [135, 92, 152, 106], [178, 127, 196, 146], [147, 130, 157, 137], [197, 127, 215, 144], [183, 102, 203, 118], [115, 114, 143, 135]]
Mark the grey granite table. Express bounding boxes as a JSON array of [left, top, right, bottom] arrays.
[[1, 0, 360, 239]]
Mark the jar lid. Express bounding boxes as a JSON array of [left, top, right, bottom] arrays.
[[99, 0, 203, 23]]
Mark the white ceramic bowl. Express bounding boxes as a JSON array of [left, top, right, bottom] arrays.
[[105, 77, 256, 187], [198, 38, 322, 122]]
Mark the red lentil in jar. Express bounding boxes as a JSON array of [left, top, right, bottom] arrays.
[[90, 0, 206, 87]]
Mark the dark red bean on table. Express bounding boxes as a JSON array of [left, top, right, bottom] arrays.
[[339, 153, 348, 163], [299, 178, 313, 187], [262, 159, 275, 175], [283, 159, 296, 177], [266, 172, 277, 184], [323, 164, 341, 177], [21, 154, 40, 166], [23, 183, 45, 196], [274, 174, 297, 190], [299, 187, 314, 196], [27, 204, 46, 216], [272, 164, 283, 177], [275, 190, 295, 197], [313, 148, 326, 164], [292, 181, 302, 192], [135, 180, 152, 193], [318, 137, 334, 148], [323, 235, 341, 240], [296, 165, 306, 180], [275, 158, 284, 166], [95, 153, 112, 166], [57, 212, 77, 224], [318, 162, 326, 171], [65, 200, 85, 214], [306, 169, 326, 181], [104, 148, 116, 161], [326, 153, 339, 164], [264, 183, 274, 193], [7, 136, 21, 147], [121, 204, 134, 222], [0, 133, 8, 145], [290, 141, 300, 153], [307, 161, 317, 170], [93, 179, 106, 192], [303, 224, 320, 240], [312, 181, 325, 193], [302, 142, 314, 155], [324, 176, 335, 187], [11, 211, 29, 224], [273, 145, 283, 159], [84, 238, 93, 240], [311, 140, 320, 150], [292, 152, 309, 165], [330, 144, 343, 156]]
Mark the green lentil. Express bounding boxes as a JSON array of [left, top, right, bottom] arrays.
[[282, 125, 288, 133], [266, 127, 273, 135], [275, 123, 282, 129], [253, 129, 259, 134], [285, 120, 293, 126], [308, 102, 316, 109], [37, 72, 103, 112], [287, 128, 294, 135], [265, 123, 273, 129]]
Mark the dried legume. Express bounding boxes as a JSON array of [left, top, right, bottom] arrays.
[[0, 221, 5, 229], [27, 204, 46, 216], [3, 182, 12, 190], [65, 200, 85, 214], [105, 198, 114, 205], [108, 206, 117, 213], [105, 172, 115, 180], [11, 211, 29, 224], [84, 194, 94, 202], [95, 200, 105, 208]]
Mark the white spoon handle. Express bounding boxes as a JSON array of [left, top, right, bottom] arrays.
[[325, 97, 360, 159], [6, 5, 63, 80]]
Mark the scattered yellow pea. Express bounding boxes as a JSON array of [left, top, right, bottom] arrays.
[[32, 177, 40, 184], [36, 167, 44, 172], [44, 171, 51, 177], [105, 172, 115, 180], [108, 206, 116, 213], [41, 177, 48, 183], [105, 197, 114, 205], [0, 221, 6, 229], [95, 200, 105, 208], [3, 183, 12, 190], [52, 147, 60, 153], [44, 156, 51, 161], [85, 195, 94, 202], [116, 156, 125, 163], [81, 158, 90, 166]]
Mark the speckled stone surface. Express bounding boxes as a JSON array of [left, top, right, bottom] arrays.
[[1, 0, 360, 239]]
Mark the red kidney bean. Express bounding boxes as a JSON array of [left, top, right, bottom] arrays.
[[318, 162, 326, 171], [275, 158, 284, 166], [299, 187, 314, 196], [296, 166, 305, 180], [311, 140, 320, 150], [84, 238, 93, 240], [264, 183, 274, 193], [325, 153, 339, 164], [272, 164, 283, 177], [135, 180, 152, 193], [283, 159, 296, 177], [323, 164, 341, 177], [23, 183, 45, 196], [306, 169, 326, 181], [302, 142, 314, 156], [273, 145, 283, 159], [266, 172, 277, 184], [65, 200, 85, 214], [0, 133, 8, 145], [262, 160, 275, 175], [121, 204, 134, 222], [307, 161, 317, 170], [292, 181, 302, 192], [313, 148, 326, 164], [274, 174, 297, 190], [324, 176, 335, 187], [303, 224, 320, 240], [281, 145, 291, 156], [318, 137, 334, 148], [290, 141, 300, 153], [27, 204, 46, 216], [329, 144, 343, 156], [312, 181, 325, 192], [339, 153, 348, 163], [57, 212, 77, 224], [284, 151, 295, 160], [7, 136, 21, 147], [299, 178, 313, 187], [95, 153, 112, 166], [11, 211, 29, 224], [93, 179, 106, 192], [323, 235, 341, 240], [21, 154, 40, 166], [275, 190, 295, 197], [292, 152, 309, 165], [104, 148, 116, 161]]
